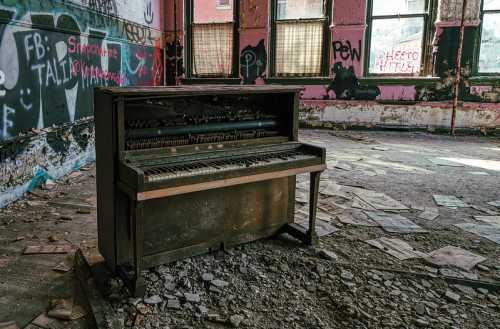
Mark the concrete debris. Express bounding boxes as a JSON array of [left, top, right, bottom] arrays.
[[474, 216, 500, 225], [167, 299, 181, 310], [340, 270, 354, 281], [353, 190, 408, 211], [23, 245, 72, 255], [143, 295, 162, 305], [0, 322, 19, 329], [444, 290, 461, 303], [365, 211, 428, 234], [334, 163, 352, 171], [433, 195, 468, 208], [425, 246, 487, 271], [372, 146, 390, 151], [336, 209, 378, 226], [455, 223, 500, 244], [317, 249, 339, 261], [295, 189, 309, 203], [471, 205, 499, 215], [468, 171, 489, 176], [351, 197, 376, 211], [366, 237, 428, 260], [229, 314, 244, 328], [47, 298, 86, 320], [211, 279, 229, 288], [429, 158, 465, 167], [53, 259, 73, 273], [201, 273, 215, 282], [487, 201, 500, 209], [184, 293, 201, 303], [295, 211, 338, 237], [417, 207, 440, 221]]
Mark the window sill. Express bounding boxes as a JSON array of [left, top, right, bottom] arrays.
[[182, 78, 241, 85], [359, 77, 440, 86], [265, 77, 332, 85]]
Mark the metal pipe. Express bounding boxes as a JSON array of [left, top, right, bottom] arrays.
[[127, 120, 278, 139], [450, 0, 468, 135]]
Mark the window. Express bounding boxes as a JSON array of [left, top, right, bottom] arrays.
[[366, 0, 431, 75], [271, 0, 331, 77], [478, 0, 500, 73], [187, 0, 238, 78]]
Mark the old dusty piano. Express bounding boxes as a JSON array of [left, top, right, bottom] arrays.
[[94, 86, 326, 296]]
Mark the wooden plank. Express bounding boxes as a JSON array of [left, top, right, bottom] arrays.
[[136, 164, 326, 201], [98, 85, 304, 96]]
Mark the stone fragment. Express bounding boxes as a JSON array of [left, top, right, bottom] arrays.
[[340, 270, 354, 281], [143, 295, 162, 305], [318, 249, 339, 261], [184, 293, 201, 304], [477, 288, 489, 295], [444, 290, 461, 303], [229, 314, 244, 328], [211, 279, 229, 288], [414, 318, 430, 327], [201, 273, 215, 282], [167, 299, 181, 310], [415, 303, 426, 316]]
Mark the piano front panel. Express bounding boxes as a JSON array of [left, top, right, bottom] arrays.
[[141, 177, 292, 257]]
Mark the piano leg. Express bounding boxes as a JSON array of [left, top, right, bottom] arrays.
[[306, 171, 321, 246], [281, 170, 322, 246]]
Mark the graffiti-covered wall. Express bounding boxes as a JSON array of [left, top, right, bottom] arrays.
[[0, 0, 164, 207], [164, 0, 500, 131]]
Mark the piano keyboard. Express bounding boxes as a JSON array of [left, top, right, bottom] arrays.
[[142, 150, 316, 183]]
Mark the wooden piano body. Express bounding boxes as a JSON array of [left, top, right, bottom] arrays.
[[94, 86, 326, 296]]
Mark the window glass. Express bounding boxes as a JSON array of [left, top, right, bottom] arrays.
[[276, 0, 324, 20], [484, 0, 500, 10], [194, 0, 233, 24], [372, 0, 426, 16], [369, 17, 424, 74], [479, 13, 500, 73]]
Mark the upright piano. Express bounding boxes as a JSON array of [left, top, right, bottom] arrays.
[[94, 86, 326, 296]]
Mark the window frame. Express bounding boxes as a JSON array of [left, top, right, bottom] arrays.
[[476, 0, 500, 75], [184, 0, 240, 81], [364, 0, 435, 77], [268, 0, 333, 78]]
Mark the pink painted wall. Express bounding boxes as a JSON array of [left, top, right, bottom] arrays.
[[194, 0, 234, 23]]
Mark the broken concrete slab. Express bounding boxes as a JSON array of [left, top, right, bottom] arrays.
[[429, 158, 465, 167], [353, 190, 409, 211], [471, 205, 499, 216], [364, 211, 428, 234], [366, 237, 428, 260], [23, 245, 72, 255], [487, 201, 500, 209], [425, 246, 486, 271], [0, 322, 19, 329], [455, 223, 500, 244], [473, 216, 500, 225], [336, 209, 378, 227], [417, 207, 440, 221], [433, 195, 468, 208], [295, 211, 338, 237]]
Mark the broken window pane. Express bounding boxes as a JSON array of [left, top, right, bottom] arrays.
[[372, 0, 426, 16], [479, 13, 500, 73], [194, 0, 233, 23], [275, 20, 324, 76], [276, 0, 324, 20], [484, 0, 500, 10], [369, 17, 424, 74]]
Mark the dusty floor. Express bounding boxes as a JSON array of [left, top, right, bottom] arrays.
[[1, 129, 500, 328]]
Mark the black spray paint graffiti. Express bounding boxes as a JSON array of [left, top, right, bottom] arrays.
[[327, 62, 380, 101], [333, 40, 361, 62], [87, 0, 118, 16], [144, 1, 155, 25], [240, 39, 267, 84], [165, 39, 184, 86], [0, 4, 162, 142]]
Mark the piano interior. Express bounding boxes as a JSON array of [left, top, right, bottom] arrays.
[[95, 86, 326, 296]]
